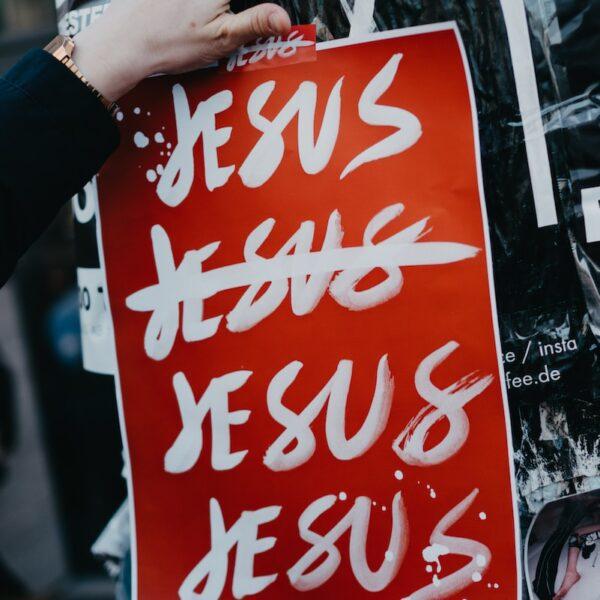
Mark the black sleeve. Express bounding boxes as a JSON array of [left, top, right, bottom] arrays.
[[0, 49, 120, 287]]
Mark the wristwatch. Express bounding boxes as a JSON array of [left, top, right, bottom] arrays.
[[44, 34, 120, 118]]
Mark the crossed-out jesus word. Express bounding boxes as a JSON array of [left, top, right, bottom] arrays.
[[226, 29, 315, 72], [179, 488, 490, 600], [126, 203, 479, 361]]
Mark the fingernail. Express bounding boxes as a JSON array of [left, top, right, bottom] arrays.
[[268, 12, 281, 34]]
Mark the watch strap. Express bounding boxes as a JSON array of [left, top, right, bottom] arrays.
[[44, 35, 120, 118]]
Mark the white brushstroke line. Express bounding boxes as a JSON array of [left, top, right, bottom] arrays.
[[127, 238, 479, 310], [499, 0, 558, 227]]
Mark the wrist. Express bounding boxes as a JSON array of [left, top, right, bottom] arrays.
[[73, 25, 144, 102]]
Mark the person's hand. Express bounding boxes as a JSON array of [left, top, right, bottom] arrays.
[[72, 0, 291, 102]]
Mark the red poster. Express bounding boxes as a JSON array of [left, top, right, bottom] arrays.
[[97, 23, 520, 599]]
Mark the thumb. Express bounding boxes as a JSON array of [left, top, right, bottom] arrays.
[[222, 4, 291, 48]]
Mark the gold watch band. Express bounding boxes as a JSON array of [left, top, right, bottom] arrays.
[[44, 35, 120, 118]]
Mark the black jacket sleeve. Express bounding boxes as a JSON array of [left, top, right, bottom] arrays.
[[0, 49, 120, 287]]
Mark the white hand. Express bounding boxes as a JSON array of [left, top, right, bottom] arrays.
[[72, 0, 291, 101]]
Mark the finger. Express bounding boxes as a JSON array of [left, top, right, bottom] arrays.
[[220, 4, 291, 48]]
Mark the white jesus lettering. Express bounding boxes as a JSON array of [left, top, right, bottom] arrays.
[[287, 492, 407, 591], [392, 341, 493, 467], [264, 354, 393, 470], [157, 84, 234, 206], [127, 203, 479, 361], [153, 52, 422, 203], [405, 489, 491, 599], [164, 370, 251, 474], [238, 76, 343, 187], [340, 53, 422, 179], [179, 499, 281, 600]]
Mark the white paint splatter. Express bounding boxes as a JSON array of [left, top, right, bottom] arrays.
[[156, 164, 164, 175], [394, 470, 404, 480], [430, 488, 437, 499], [155, 132, 165, 144], [422, 543, 449, 574], [479, 512, 487, 520], [472, 572, 482, 582], [134, 132, 149, 148], [338, 491, 347, 501], [116, 111, 124, 122], [133, 107, 141, 115], [146, 169, 157, 183]]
